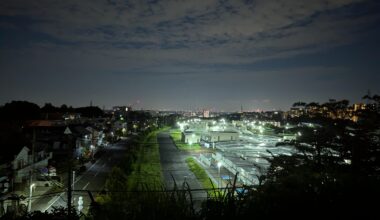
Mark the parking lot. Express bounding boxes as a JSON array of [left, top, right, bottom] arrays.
[[200, 133, 297, 185]]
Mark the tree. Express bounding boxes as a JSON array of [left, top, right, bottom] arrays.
[[362, 94, 380, 112], [75, 106, 104, 118], [60, 104, 68, 112], [10, 207, 80, 219], [292, 101, 306, 107], [0, 101, 41, 122], [306, 102, 320, 108], [320, 99, 350, 119], [41, 103, 58, 113], [259, 107, 380, 218]]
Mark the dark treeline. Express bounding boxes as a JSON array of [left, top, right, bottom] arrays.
[[0, 101, 104, 122]]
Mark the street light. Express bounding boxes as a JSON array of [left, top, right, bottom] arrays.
[[217, 162, 222, 188], [28, 183, 35, 212], [73, 170, 76, 203]]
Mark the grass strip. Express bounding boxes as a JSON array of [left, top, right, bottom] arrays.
[[126, 130, 164, 190], [185, 157, 219, 196]]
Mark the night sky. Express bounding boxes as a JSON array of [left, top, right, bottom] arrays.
[[1, 0, 379, 111]]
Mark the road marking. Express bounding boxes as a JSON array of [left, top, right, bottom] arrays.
[[47, 196, 58, 205], [94, 172, 99, 177], [74, 175, 83, 183], [44, 192, 65, 212], [83, 182, 90, 190], [74, 158, 100, 183], [88, 159, 99, 171]]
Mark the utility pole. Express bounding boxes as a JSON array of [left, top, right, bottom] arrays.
[[72, 170, 75, 201], [64, 127, 73, 218], [29, 128, 36, 212]]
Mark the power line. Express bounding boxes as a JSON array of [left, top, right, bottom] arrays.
[[24, 186, 246, 201]]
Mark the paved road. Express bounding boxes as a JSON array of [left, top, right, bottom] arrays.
[[31, 140, 128, 213], [157, 132, 206, 203]]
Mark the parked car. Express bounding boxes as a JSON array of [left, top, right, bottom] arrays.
[[35, 176, 52, 187]]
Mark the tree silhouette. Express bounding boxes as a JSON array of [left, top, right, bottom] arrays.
[[306, 102, 320, 108], [41, 103, 58, 113], [0, 101, 41, 121], [292, 101, 306, 107]]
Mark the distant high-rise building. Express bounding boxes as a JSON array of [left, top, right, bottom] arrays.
[[203, 110, 210, 118]]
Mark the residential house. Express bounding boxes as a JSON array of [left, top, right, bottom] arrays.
[[12, 146, 52, 186]]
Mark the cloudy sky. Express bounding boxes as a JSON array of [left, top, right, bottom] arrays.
[[1, 0, 379, 111]]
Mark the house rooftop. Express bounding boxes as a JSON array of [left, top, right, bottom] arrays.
[[25, 120, 66, 127]]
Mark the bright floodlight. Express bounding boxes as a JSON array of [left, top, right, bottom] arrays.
[[344, 159, 352, 164], [178, 122, 185, 131], [298, 132, 302, 136], [217, 162, 222, 168]]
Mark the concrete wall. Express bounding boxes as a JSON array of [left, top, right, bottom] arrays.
[[202, 131, 239, 143], [183, 133, 200, 144]]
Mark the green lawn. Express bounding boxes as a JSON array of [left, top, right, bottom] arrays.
[[170, 129, 201, 151]]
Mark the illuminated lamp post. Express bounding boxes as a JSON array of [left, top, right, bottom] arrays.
[[217, 162, 222, 188], [28, 183, 35, 212]]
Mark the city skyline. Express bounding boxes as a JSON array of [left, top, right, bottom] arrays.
[[1, 0, 380, 111]]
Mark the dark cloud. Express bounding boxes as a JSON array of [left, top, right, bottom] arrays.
[[0, 0, 379, 110]]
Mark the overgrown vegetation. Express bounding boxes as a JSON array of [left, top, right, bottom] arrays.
[[97, 129, 165, 196], [125, 130, 164, 190], [5, 207, 81, 220]]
